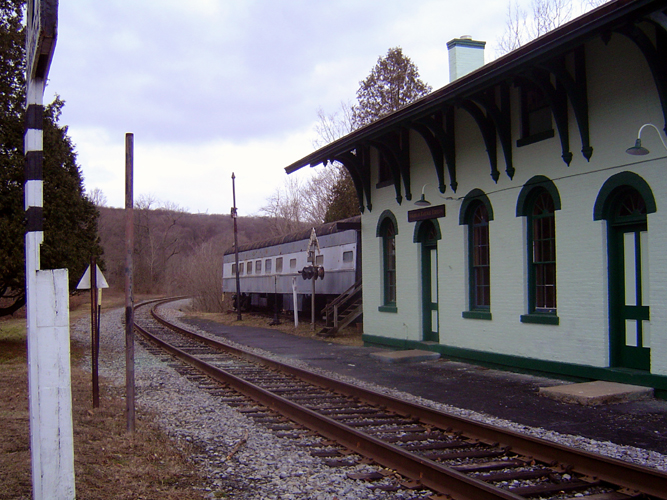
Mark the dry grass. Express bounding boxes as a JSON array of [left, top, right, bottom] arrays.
[[0, 291, 208, 500]]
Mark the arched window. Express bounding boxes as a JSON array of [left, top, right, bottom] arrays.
[[470, 203, 490, 311], [528, 188, 557, 315], [517, 177, 560, 324], [377, 211, 398, 312], [460, 189, 493, 319]]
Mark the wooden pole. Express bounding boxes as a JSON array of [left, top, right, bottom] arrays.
[[125, 133, 135, 434]]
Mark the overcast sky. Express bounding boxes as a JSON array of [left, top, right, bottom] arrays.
[[45, 0, 522, 216]]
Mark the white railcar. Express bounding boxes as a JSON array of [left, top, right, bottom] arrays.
[[222, 217, 361, 312]]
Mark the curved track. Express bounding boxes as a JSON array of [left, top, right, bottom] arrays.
[[134, 298, 667, 500]]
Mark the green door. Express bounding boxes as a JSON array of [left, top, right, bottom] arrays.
[[609, 190, 650, 371]]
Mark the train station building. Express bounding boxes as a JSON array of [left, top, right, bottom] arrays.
[[285, 0, 667, 393]]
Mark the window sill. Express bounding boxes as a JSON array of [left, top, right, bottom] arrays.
[[520, 313, 559, 325], [462, 310, 492, 320], [378, 304, 398, 313], [516, 129, 555, 147]]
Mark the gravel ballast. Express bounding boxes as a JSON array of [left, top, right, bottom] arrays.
[[71, 302, 667, 499]]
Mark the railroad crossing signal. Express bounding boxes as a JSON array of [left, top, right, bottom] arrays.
[[300, 265, 325, 280]]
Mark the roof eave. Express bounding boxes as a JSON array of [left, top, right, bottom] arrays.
[[285, 0, 662, 175]]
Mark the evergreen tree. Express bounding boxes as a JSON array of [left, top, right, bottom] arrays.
[[0, 0, 102, 316], [352, 47, 432, 129]]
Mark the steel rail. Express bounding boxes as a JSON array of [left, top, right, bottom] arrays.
[[134, 317, 522, 500], [142, 300, 667, 499]]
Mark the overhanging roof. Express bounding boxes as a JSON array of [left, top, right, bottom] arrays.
[[285, 0, 665, 175]]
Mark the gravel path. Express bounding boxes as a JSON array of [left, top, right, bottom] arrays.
[[70, 302, 667, 499]]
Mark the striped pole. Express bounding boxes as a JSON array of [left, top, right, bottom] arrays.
[[25, 2, 75, 498]]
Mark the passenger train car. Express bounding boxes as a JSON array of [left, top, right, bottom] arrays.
[[222, 217, 361, 313]]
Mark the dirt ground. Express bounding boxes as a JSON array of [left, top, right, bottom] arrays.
[[0, 293, 363, 499], [181, 308, 364, 347], [0, 293, 208, 500]]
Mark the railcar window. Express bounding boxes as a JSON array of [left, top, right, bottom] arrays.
[[255, 260, 262, 273], [315, 255, 324, 266], [265, 259, 272, 273], [343, 251, 353, 263], [247, 261, 252, 275], [276, 257, 283, 273], [239, 262, 244, 275], [232, 263, 236, 275], [290, 258, 296, 269]]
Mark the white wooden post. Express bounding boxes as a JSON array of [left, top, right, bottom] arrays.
[[292, 277, 299, 328]]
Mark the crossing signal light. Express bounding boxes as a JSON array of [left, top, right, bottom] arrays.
[[300, 265, 324, 280]]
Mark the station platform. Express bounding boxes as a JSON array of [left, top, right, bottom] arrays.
[[181, 316, 667, 456]]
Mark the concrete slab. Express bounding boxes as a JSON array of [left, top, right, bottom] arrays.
[[369, 349, 440, 364], [539, 381, 653, 406]]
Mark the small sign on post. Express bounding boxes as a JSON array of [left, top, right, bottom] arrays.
[[77, 262, 109, 408]]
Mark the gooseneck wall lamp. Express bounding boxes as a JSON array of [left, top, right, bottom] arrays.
[[626, 123, 667, 156], [414, 184, 432, 206]]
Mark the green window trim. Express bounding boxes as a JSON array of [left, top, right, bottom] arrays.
[[516, 175, 561, 216], [462, 310, 492, 320], [376, 210, 399, 236], [518, 178, 560, 317], [593, 171, 656, 221], [459, 189, 494, 225], [520, 313, 560, 325], [378, 304, 398, 313], [461, 190, 493, 314], [377, 210, 398, 308], [412, 219, 442, 243]]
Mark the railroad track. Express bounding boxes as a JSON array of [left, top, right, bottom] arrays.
[[134, 298, 667, 500]]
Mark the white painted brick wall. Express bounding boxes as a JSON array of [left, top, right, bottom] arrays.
[[362, 34, 667, 375]]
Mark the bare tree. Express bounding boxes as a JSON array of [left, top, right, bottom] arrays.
[[497, 1, 529, 55], [313, 101, 354, 148], [531, 0, 573, 38], [133, 195, 187, 292], [86, 187, 108, 207], [259, 176, 310, 235], [171, 239, 224, 312], [496, 0, 608, 56]]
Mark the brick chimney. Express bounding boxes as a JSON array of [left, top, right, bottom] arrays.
[[447, 35, 486, 82]]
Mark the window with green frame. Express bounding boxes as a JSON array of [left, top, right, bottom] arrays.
[[460, 190, 493, 320], [528, 188, 557, 315], [382, 219, 396, 305], [469, 202, 490, 311], [376, 211, 398, 312], [516, 177, 560, 325]]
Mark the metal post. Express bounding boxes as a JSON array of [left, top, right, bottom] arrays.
[[311, 276, 315, 330], [231, 172, 242, 321], [91, 256, 99, 408], [124, 133, 135, 434]]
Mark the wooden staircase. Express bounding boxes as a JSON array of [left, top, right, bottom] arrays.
[[318, 279, 362, 337]]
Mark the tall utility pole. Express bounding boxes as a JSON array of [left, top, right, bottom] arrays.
[[24, 1, 75, 499], [125, 133, 135, 434], [231, 172, 242, 321]]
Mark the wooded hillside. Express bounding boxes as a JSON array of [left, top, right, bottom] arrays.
[[98, 207, 289, 307]]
